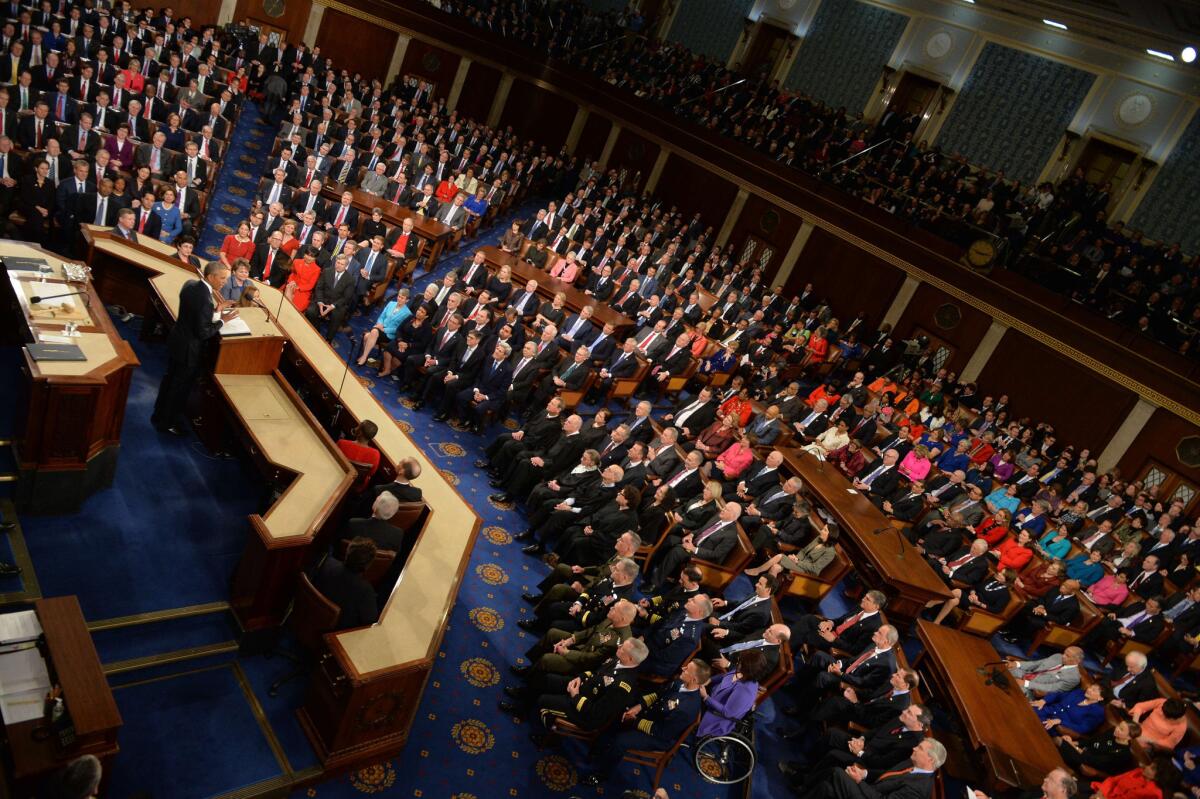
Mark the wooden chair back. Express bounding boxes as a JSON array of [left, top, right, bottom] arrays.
[[291, 573, 341, 652], [606, 361, 650, 407], [348, 459, 375, 493], [333, 539, 398, 587]]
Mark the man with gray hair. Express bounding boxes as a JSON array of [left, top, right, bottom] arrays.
[[344, 490, 404, 553], [807, 737, 946, 799], [533, 638, 648, 735], [641, 593, 713, 676], [523, 557, 639, 634], [46, 753, 102, 799], [794, 625, 900, 715], [452, 340, 513, 432], [790, 703, 933, 783]]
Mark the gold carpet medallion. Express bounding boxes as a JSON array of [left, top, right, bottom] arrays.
[[475, 563, 508, 585], [439, 468, 460, 486], [487, 495, 514, 511], [451, 719, 495, 754], [348, 761, 396, 793], [436, 442, 466, 457], [481, 526, 512, 545], [468, 606, 504, 632], [535, 754, 577, 790], [459, 657, 500, 688]]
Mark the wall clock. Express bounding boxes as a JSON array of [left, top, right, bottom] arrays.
[[924, 30, 953, 60], [262, 0, 285, 18], [1116, 93, 1153, 127]]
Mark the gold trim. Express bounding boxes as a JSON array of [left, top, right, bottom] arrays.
[[109, 660, 230, 690], [102, 641, 240, 676], [231, 661, 294, 776], [87, 600, 231, 632], [310, 2, 1200, 426], [0, 476, 16, 483]]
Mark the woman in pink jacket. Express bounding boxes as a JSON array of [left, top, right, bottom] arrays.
[[715, 431, 756, 480], [548, 251, 580, 284]]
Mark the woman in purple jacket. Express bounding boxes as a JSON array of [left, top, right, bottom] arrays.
[[697, 650, 769, 738]]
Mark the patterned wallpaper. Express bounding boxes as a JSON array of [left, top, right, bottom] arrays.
[[1129, 108, 1200, 252], [666, 0, 755, 63], [784, 0, 909, 113], [937, 43, 1095, 185]]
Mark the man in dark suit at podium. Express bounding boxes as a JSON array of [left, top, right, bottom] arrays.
[[152, 261, 234, 436]]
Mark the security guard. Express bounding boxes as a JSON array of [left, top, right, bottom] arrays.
[[640, 594, 712, 676], [520, 557, 640, 633], [580, 659, 711, 786], [533, 639, 649, 740], [504, 599, 636, 703]]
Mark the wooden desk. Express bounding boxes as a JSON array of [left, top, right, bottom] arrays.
[[479, 245, 636, 336], [914, 620, 1064, 790], [0, 242, 139, 513], [781, 448, 951, 618], [321, 185, 452, 270], [5, 596, 121, 796], [81, 229, 482, 772]]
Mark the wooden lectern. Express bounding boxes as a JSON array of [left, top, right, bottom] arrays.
[[0, 243, 139, 513]]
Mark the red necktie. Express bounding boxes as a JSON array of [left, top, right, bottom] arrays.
[[878, 767, 912, 781], [835, 612, 863, 636], [845, 649, 875, 674], [138, 211, 148, 232], [336, 205, 347, 225], [305, 170, 313, 188], [264, 250, 274, 278]]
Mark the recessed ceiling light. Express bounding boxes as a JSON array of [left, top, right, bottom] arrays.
[[961, 0, 974, 3], [1043, 19, 1068, 30], [1147, 49, 1175, 61], [1183, 46, 1197, 63]]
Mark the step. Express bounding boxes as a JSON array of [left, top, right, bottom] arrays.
[[90, 602, 238, 666], [104, 641, 241, 679]]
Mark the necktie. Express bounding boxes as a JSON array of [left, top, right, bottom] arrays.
[[695, 522, 723, 546], [845, 649, 875, 673], [668, 469, 691, 487], [1124, 612, 1147, 628], [94, 197, 105, 225], [878, 767, 913, 781], [862, 464, 886, 486], [263, 250, 274, 278], [719, 638, 764, 656], [719, 595, 761, 622], [835, 611, 863, 636]]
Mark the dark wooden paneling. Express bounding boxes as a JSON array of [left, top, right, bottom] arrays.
[[574, 113, 612, 163], [399, 40, 461, 99], [728, 194, 802, 279], [782, 227, 904, 325], [173, 0, 222, 26], [977, 332, 1137, 451], [1118, 408, 1200, 488], [315, 9, 397, 81], [894, 282, 993, 376], [234, 0, 313, 42], [499, 79, 575, 151], [455, 61, 501, 123], [608, 127, 659, 188], [653, 153, 737, 230]]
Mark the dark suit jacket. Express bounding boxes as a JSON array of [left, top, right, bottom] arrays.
[[473, 358, 513, 399], [691, 519, 738, 564], [168, 279, 222, 366], [1112, 602, 1166, 643], [717, 597, 772, 639], [1107, 667, 1159, 705], [311, 267, 356, 310], [841, 647, 897, 692], [661, 466, 703, 502], [313, 556, 378, 630], [76, 192, 121, 226], [345, 516, 405, 553]]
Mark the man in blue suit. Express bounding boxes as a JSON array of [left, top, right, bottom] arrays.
[[452, 341, 514, 433], [555, 305, 596, 351], [640, 594, 712, 676]]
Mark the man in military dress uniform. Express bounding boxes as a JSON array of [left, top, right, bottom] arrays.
[[634, 565, 703, 632], [521, 557, 640, 634], [504, 599, 637, 701], [531, 639, 650, 740], [640, 594, 713, 676], [523, 532, 641, 607], [580, 659, 712, 786]]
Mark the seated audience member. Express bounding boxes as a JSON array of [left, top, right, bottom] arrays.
[[1032, 682, 1107, 737], [337, 420, 381, 489], [313, 537, 380, 630]]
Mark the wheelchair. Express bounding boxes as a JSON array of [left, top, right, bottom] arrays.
[[692, 712, 756, 785]]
